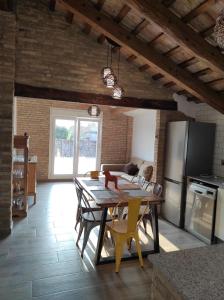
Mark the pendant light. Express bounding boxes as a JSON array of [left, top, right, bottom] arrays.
[[88, 105, 101, 117], [101, 44, 117, 88], [214, 9, 224, 49], [112, 47, 124, 99]]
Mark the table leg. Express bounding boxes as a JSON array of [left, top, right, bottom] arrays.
[[151, 204, 160, 253], [95, 207, 108, 265]]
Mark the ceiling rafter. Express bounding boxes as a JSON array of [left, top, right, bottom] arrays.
[[128, 0, 224, 75], [132, 19, 149, 35], [49, 0, 56, 11], [66, 11, 73, 23], [182, 0, 216, 23], [114, 4, 131, 23], [97, 4, 131, 45], [95, 0, 105, 11], [60, 0, 224, 113]]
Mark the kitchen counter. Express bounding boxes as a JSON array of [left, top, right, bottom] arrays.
[[189, 175, 224, 188], [149, 244, 224, 300]]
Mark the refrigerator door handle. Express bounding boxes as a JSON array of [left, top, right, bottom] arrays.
[[164, 177, 181, 185]]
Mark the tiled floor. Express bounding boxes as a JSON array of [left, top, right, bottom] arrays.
[[0, 182, 205, 300]]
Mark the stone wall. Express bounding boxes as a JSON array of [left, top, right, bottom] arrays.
[[0, 11, 16, 235], [16, 98, 132, 180]]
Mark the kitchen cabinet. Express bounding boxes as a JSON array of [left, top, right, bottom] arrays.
[[215, 188, 224, 241]]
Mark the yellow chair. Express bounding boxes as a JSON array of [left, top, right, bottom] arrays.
[[106, 197, 144, 273]]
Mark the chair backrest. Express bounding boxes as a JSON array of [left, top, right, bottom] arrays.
[[74, 178, 83, 205], [153, 183, 163, 197], [127, 198, 142, 233], [145, 182, 163, 197]]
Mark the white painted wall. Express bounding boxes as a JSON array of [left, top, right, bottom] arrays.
[[126, 109, 156, 162], [173, 94, 224, 177]]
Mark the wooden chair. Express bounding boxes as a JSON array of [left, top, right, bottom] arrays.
[[106, 198, 144, 273], [74, 177, 101, 231]]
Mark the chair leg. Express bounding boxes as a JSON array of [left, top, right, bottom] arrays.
[[115, 238, 124, 273], [134, 233, 144, 268], [76, 220, 84, 246], [142, 216, 147, 234], [81, 222, 95, 258], [75, 207, 81, 231], [127, 237, 132, 250]]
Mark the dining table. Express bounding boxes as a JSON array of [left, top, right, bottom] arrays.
[[76, 176, 164, 265]]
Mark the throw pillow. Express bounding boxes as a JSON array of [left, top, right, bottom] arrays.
[[143, 165, 153, 182], [123, 163, 139, 175]]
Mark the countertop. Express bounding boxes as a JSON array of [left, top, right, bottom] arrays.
[[188, 175, 224, 188], [149, 244, 224, 300]]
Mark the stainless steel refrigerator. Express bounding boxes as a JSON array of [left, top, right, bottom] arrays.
[[161, 121, 216, 228]]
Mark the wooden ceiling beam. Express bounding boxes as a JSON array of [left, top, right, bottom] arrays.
[[163, 81, 176, 88], [182, 0, 216, 23], [148, 32, 164, 45], [97, 4, 130, 45], [82, 23, 91, 35], [128, 0, 224, 75], [139, 64, 150, 72], [15, 83, 177, 111], [49, 0, 56, 11], [95, 0, 105, 11], [152, 73, 164, 80], [115, 4, 131, 23], [126, 54, 137, 62], [164, 45, 180, 58], [200, 24, 215, 37], [161, 0, 175, 7], [97, 34, 106, 44], [193, 68, 212, 77], [60, 0, 224, 113], [66, 11, 73, 23], [132, 19, 149, 35], [178, 57, 198, 68]]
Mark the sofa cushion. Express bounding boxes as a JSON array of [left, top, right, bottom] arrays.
[[123, 163, 139, 175], [131, 157, 144, 169], [138, 162, 153, 179], [143, 165, 153, 182], [121, 173, 135, 182]]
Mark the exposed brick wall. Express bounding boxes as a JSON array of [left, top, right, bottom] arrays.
[[16, 98, 132, 180], [15, 0, 173, 100], [0, 11, 16, 235]]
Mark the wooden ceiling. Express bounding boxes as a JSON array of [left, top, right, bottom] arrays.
[[51, 0, 224, 113], [2, 0, 224, 112]]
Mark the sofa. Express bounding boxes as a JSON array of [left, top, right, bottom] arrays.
[[101, 157, 154, 183]]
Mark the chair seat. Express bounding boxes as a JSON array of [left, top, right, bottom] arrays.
[[81, 200, 102, 212], [82, 211, 112, 222], [107, 219, 132, 234]]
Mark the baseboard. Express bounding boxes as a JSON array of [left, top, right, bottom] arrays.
[[37, 179, 73, 183]]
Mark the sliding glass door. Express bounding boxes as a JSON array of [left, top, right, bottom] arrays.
[[77, 120, 100, 175], [49, 109, 101, 179]]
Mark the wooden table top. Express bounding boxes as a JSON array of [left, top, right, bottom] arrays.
[[76, 177, 164, 208]]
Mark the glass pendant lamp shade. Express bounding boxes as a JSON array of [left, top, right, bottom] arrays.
[[112, 85, 124, 99], [105, 73, 117, 88], [101, 67, 113, 84], [214, 10, 224, 49]]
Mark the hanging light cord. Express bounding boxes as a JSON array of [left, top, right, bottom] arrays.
[[106, 44, 109, 68], [117, 47, 121, 83], [110, 45, 113, 68]]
